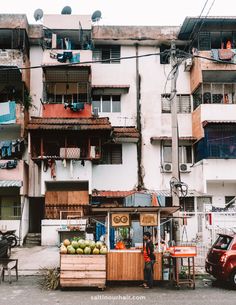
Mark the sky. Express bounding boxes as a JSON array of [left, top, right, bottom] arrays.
[[0, 0, 236, 26]]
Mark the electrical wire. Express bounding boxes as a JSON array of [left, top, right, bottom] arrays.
[[187, 0, 216, 53], [0, 51, 164, 71]]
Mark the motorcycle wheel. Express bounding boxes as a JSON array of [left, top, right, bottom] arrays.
[[7, 236, 17, 248]]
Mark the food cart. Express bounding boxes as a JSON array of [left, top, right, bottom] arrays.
[[91, 206, 179, 282]]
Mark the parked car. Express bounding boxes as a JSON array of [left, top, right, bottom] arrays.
[[206, 233, 236, 288]]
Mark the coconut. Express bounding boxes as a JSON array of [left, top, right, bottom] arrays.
[[89, 240, 96, 250], [78, 239, 86, 249], [76, 247, 84, 254], [71, 240, 79, 249], [92, 247, 100, 255], [60, 245, 68, 254], [67, 245, 76, 254], [84, 246, 91, 255], [95, 241, 103, 249], [84, 239, 90, 247], [99, 246, 108, 255], [63, 239, 70, 247]]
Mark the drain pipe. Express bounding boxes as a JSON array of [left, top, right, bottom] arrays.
[[136, 44, 144, 190]]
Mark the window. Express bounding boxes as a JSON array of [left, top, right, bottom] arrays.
[[193, 83, 236, 110], [162, 94, 191, 113], [225, 196, 235, 207], [213, 235, 232, 250], [92, 45, 120, 63], [180, 197, 195, 212], [163, 145, 193, 163], [92, 95, 121, 113], [0, 196, 21, 220], [102, 144, 122, 164], [163, 197, 194, 212]]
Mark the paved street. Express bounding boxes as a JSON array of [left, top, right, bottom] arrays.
[[0, 276, 235, 305]]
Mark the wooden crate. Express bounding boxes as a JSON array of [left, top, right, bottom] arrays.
[[60, 254, 106, 289]]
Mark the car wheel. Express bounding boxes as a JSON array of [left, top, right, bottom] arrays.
[[230, 270, 236, 289]]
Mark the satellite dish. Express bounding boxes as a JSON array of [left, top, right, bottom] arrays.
[[91, 10, 102, 22], [34, 8, 44, 22], [61, 6, 72, 15]]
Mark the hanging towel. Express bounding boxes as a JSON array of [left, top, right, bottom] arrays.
[[0, 101, 16, 124], [0, 140, 12, 158]]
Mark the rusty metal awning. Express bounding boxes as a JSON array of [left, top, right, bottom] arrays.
[[91, 206, 179, 217], [0, 180, 22, 187], [112, 127, 139, 143], [151, 136, 196, 143], [92, 190, 136, 198], [27, 117, 112, 131]]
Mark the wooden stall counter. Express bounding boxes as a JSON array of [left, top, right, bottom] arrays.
[[107, 250, 162, 281]]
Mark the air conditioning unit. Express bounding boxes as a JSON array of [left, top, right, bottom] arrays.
[[162, 162, 172, 173], [93, 107, 99, 117], [184, 58, 193, 71], [179, 163, 191, 173]]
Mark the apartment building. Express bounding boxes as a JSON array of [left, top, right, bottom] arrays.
[[0, 15, 30, 243], [0, 13, 236, 245]]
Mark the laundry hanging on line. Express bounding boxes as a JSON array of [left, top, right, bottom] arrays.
[[0, 101, 16, 124]]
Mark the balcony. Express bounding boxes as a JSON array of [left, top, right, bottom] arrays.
[[192, 104, 236, 139], [190, 50, 236, 92], [0, 49, 30, 90], [42, 103, 92, 118], [42, 49, 92, 66], [203, 159, 236, 182]]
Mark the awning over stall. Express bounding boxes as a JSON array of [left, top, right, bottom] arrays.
[[91, 206, 179, 217]]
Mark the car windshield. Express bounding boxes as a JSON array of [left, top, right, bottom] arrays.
[[213, 235, 233, 250]]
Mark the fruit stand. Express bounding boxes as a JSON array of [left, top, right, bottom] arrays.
[[60, 254, 106, 289], [59, 239, 107, 289]]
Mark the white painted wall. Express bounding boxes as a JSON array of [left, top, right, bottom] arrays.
[[30, 46, 44, 117], [199, 104, 236, 123], [92, 46, 137, 127], [40, 160, 92, 194], [41, 219, 86, 246], [92, 143, 138, 190]]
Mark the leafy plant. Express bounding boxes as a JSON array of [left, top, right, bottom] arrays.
[[23, 92, 33, 110], [38, 266, 60, 290]]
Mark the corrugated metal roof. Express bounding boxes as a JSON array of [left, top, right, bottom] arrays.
[[92, 190, 136, 198], [28, 117, 112, 131], [203, 120, 236, 127], [151, 190, 203, 197], [113, 127, 139, 138], [0, 180, 22, 187]]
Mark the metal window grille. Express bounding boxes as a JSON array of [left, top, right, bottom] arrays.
[[161, 94, 191, 113]]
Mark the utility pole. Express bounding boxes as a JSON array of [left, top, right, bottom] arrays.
[[170, 41, 180, 243]]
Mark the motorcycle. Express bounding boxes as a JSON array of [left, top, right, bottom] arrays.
[[0, 229, 18, 248]]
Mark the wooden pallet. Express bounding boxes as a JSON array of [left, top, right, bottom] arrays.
[[60, 254, 106, 289]]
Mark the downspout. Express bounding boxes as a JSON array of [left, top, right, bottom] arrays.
[[136, 44, 144, 190]]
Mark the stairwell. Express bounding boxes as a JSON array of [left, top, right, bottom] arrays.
[[24, 233, 41, 247]]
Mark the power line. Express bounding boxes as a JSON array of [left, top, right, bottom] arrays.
[[0, 51, 166, 72], [186, 0, 216, 53]]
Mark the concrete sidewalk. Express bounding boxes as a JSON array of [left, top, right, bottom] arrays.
[[10, 246, 60, 275], [9, 246, 207, 276]]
